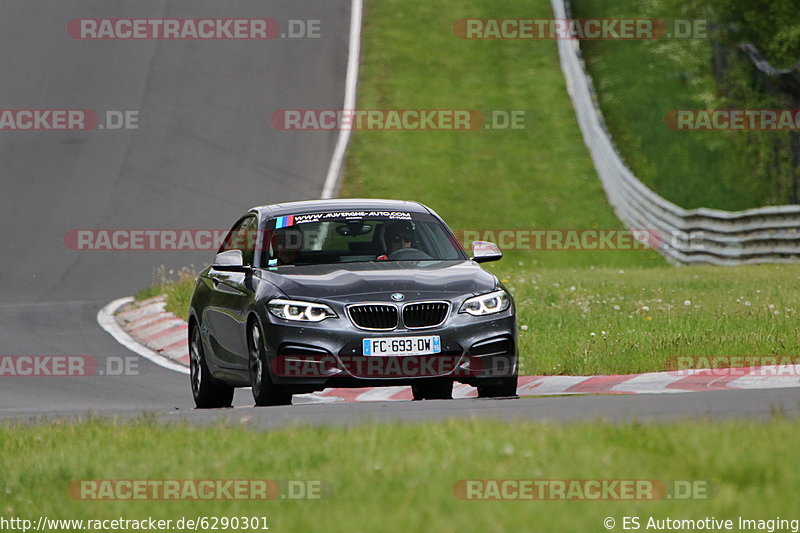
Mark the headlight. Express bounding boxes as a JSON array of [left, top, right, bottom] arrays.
[[459, 290, 510, 316], [268, 299, 337, 322]]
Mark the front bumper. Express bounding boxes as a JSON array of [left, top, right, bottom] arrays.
[[259, 302, 517, 393]]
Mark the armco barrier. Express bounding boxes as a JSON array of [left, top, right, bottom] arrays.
[[553, 0, 800, 265]]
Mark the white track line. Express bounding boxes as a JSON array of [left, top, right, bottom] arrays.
[[320, 0, 363, 199], [97, 297, 190, 375]]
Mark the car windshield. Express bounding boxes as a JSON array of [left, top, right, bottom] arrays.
[[260, 211, 466, 266]]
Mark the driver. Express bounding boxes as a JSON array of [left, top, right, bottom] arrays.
[[270, 226, 303, 265], [378, 220, 416, 259]]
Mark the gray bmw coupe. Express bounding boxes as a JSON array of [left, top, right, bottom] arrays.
[[189, 199, 517, 407]]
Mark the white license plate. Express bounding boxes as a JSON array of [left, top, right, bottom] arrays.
[[363, 336, 441, 356]]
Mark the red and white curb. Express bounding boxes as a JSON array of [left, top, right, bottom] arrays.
[[98, 296, 800, 403], [98, 296, 189, 375]]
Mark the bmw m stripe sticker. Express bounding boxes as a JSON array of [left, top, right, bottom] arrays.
[[275, 215, 295, 229]]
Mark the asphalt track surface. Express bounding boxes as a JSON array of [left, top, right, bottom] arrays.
[[0, 0, 350, 416], [1, 1, 798, 426]]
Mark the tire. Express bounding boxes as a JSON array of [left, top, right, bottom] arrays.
[[411, 381, 453, 400], [477, 375, 519, 398], [190, 325, 234, 408], [249, 320, 292, 406]]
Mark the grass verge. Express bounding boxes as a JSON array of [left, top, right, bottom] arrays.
[[571, 0, 796, 209], [495, 262, 800, 375], [134, 266, 195, 320], [2, 417, 798, 532], [341, 0, 663, 269]]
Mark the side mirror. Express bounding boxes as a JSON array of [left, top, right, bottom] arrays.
[[471, 241, 503, 263], [212, 249, 249, 272]]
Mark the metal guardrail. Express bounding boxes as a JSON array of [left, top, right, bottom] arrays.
[[552, 0, 800, 264]]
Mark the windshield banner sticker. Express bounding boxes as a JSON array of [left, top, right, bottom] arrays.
[[291, 211, 412, 224]]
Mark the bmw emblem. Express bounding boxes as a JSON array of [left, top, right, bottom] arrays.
[[391, 293, 405, 302]]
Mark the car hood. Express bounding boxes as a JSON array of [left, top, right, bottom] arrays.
[[256, 260, 497, 301]]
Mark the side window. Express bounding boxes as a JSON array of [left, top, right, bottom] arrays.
[[219, 216, 258, 265]]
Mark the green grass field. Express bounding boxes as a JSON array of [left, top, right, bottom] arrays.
[[571, 0, 794, 210], [3, 418, 799, 532], [499, 263, 800, 375], [341, 0, 662, 270]]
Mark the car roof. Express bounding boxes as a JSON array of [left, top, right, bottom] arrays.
[[250, 198, 432, 218]]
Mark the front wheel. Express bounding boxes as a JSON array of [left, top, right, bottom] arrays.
[[249, 321, 292, 406], [190, 325, 234, 408], [477, 375, 518, 398]]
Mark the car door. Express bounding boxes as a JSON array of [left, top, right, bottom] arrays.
[[203, 215, 259, 370]]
